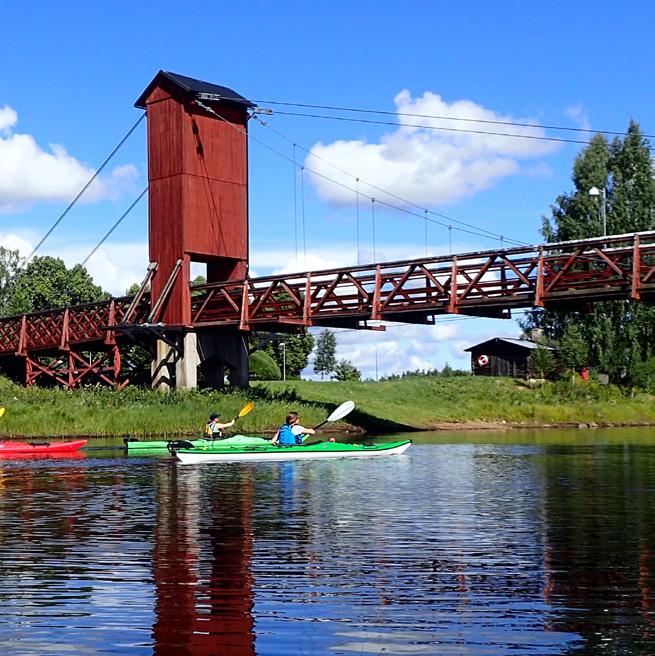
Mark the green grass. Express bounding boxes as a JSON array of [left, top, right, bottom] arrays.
[[0, 378, 327, 438], [254, 377, 655, 430], [0, 375, 653, 437]]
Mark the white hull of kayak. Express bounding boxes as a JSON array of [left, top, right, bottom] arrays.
[[175, 441, 411, 464]]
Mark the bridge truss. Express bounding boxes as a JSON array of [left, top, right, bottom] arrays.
[[191, 231, 655, 329]]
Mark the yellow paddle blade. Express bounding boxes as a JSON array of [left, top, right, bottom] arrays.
[[238, 402, 254, 418], [0, 407, 4, 418]]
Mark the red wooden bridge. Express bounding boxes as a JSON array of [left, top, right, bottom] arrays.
[[1, 71, 653, 389], [0, 229, 653, 388]]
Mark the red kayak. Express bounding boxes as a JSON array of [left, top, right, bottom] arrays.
[[0, 439, 87, 455]]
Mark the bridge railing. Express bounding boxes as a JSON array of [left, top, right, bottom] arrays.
[[190, 231, 655, 328], [0, 296, 149, 356]]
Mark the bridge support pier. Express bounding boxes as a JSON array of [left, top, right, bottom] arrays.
[[198, 330, 249, 389], [150, 330, 247, 391], [151, 339, 175, 392], [176, 332, 198, 390], [151, 332, 199, 391]]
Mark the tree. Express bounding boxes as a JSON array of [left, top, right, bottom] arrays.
[[333, 359, 361, 381], [264, 333, 315, 379], [314, 330, 337, 379], [530, 348, 556, 380], [522, 121, 655, 384], [441, 363, 454, 377], [0, 247, 21, 316], [542, 134, 611, 242], [125, 282, 142, 296], [558, 324, 589, 374], [8, 256, 107, 315]]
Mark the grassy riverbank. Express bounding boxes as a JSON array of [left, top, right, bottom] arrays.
[[255, 377, 655, 431], [0, 376, 327, 438], [0, 375, 653, 437]]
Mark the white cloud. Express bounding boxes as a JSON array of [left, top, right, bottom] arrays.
[[305, 90, 558, 208], [302, 309, 531, 380], [565, 103, 591, 132], [0, 230, 34, 256], [0, 231, 148, 297], [0, 106, 18, 132], [304, 320, 471, 380], [0, 106, 139, 211], [98, 164, 140, 200]]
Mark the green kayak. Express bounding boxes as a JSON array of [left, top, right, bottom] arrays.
[[174, 439, 412, 464], [124, 435, 270, 452]]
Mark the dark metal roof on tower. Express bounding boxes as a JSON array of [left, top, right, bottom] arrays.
[[135, 70, 254, 109]]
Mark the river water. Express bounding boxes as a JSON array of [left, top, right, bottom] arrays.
[[0, 427, 654, 655]]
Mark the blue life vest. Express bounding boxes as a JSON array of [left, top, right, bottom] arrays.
[[277, 424, 300, 446]]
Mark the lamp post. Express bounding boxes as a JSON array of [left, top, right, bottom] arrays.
[[280, 342, 286, 381], [588, 186, 607, 236], [375, 347, 379, 382]]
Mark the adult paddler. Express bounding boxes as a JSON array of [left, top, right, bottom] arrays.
[[271, 411, 315, 446]]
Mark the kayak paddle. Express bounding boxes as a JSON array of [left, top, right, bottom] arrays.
[[312, 400, 355, 430], [233, 401, 254, 422], [301, 400, 355, 444]]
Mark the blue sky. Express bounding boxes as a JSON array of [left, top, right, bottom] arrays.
[[1, 1, 654, 378]]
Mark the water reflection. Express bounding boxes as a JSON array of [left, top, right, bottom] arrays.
[[541, 443, 655, 655], [0, 431, 652, 654], [152, 465, 256, 655]]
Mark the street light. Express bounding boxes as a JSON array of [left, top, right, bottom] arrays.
[[280, 342, 286, 381], [588, 186, 607, 236]]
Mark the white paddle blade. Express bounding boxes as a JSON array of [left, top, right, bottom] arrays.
[[326, 400, 355, 423]]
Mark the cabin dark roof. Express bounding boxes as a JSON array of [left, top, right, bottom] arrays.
[[464, 337, 554, 352], [135, 70, 254, 109]]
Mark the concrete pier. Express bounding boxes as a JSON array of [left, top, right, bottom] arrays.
[[150, 330, 248, 391]]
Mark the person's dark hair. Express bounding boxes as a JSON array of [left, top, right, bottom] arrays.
[[286, 411, 299, 425], [209, 412, 221, 421]]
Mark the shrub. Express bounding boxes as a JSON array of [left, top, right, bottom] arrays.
[[249, 351, 281, 380]]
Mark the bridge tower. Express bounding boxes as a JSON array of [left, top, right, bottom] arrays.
[[135, 71, 254, 390]]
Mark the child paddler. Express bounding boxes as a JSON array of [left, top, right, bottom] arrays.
[[204, 412, 235, 440], [271, 411, 315, 446]]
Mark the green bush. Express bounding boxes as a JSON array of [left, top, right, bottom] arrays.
[[626, 357, 655, 392], [249, 351, 281, 380]]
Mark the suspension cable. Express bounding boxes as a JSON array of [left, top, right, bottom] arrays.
[[81, 187, 148, 266], [24, 113, 146, 265], [258, 119, 521, 244], [194, 98, 526, 247]]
